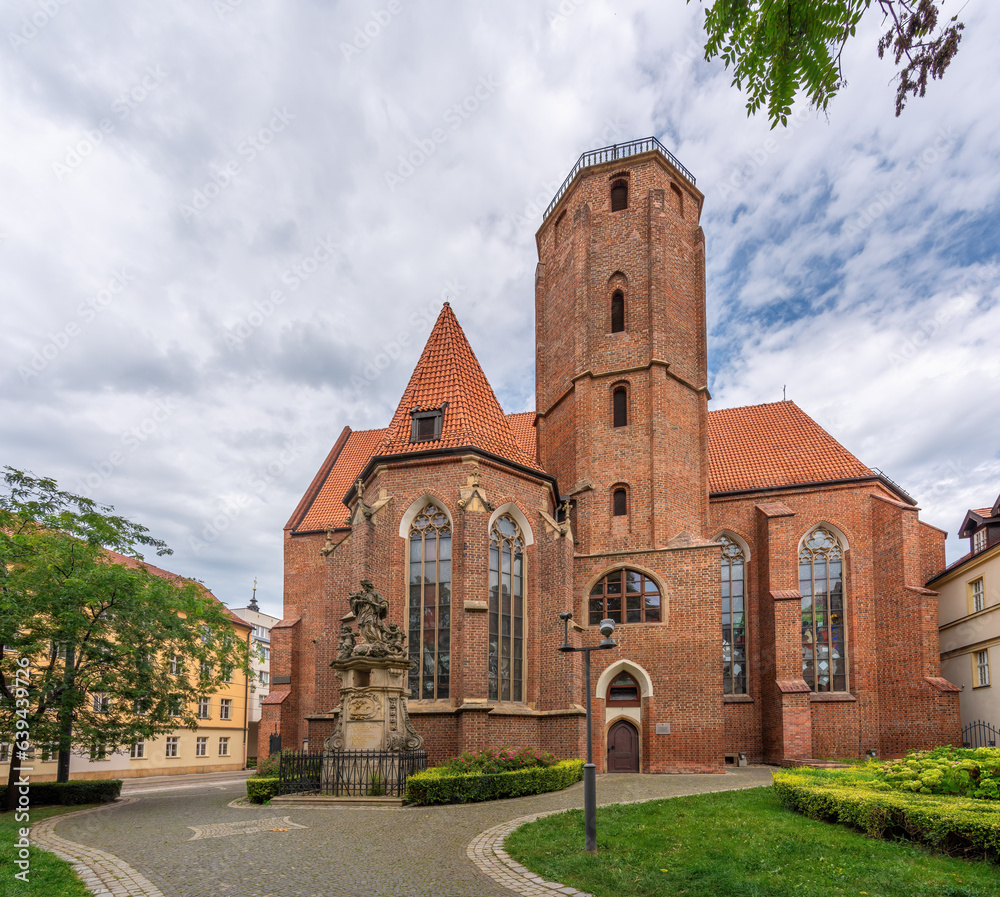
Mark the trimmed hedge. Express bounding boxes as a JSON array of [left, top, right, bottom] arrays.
[[0, 779, 122, 809], [774, 767, 1000, 859], [246, 776, 280, 804], [879, 747, 1000, 800], [405, 758, 583, 805]]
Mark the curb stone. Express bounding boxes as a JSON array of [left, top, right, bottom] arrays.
[[30, 798, 166, 897]]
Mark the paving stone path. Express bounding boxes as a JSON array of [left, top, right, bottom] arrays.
[[35, 766, 774, 897]]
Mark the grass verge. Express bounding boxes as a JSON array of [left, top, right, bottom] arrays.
[[0, 805, 95, 897], [505, 786, 998, 897]]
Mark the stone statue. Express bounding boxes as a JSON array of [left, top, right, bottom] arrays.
[[384, 622, 405, 657], [336, 622, 356, 661], [350, 579, 389, 646]]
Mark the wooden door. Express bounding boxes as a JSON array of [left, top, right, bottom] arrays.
[[607, 719, 639, 772]]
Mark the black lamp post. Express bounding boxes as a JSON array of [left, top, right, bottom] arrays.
[[558, 610, 617, 853]]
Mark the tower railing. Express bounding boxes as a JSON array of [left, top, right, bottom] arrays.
[[542, 136, 696, 222]]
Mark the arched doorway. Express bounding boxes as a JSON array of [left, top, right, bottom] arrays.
[[607, 719, 639, 772]]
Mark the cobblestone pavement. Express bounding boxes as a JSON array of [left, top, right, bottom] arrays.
[[42, 766, 774, 897]]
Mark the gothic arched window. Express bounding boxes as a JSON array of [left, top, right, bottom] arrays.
[[607, 671, 640, 706], [613, 386, 628, 428], [589, 569, 660, 625], [408, 502, 452, 700], [611, 290, 625, 333], [489, 515, 524, 701], [800, 527, 847, 693], [718, 535, 747, 695], [611, 179, 628, 211]]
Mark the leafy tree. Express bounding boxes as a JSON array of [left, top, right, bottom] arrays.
[[694, 1, 965, 126], [0, 468, 250, 810]]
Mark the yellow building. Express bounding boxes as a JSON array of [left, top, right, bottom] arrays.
[[0, 557, 252, 781], [932, 493, 1000, 738]]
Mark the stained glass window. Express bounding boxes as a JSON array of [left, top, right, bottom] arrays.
[[489, 515, 524, 701], [800, 528, 847, 693], [408, 503, 451, 700], [718, 535, 747, 695]]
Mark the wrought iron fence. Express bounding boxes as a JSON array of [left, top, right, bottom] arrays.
[[277, 749, 428, 797], [278, 749, 323, 794], [543, 136, 696, 221], [961, 719, 999, 748]]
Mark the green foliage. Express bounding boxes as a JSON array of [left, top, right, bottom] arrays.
[[245, 756, 257, 769], [0, 806, 94, 897], [246, 776, 280, 804], [695, 1, 965, 126], [506, 786, 1000, 897], [405, 758, 583, 805], [0, 779, 121, 808], [252, 749, 298, 779], [0, 468, 251, 806], [876, 747, 1000, 800], [774, 766, 1000, 858], [435, 746, 559, 774]]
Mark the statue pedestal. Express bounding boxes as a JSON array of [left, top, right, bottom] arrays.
[[324, 657, 423, 752]]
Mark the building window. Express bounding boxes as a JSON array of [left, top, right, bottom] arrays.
[[976, 650, 991, 687], [408, 502, 452, 700], [220, 698, 232, 720], [262, 646, 270, 662], [40, 742, 59, 762], [165, 737, 179, 758], [972, 578, 985, 614], [130, 740, 145, 759], [259, 671, 269, 685], [489, 514, 525, 702], [219, 737, 230, 757], [0, 743, 9, 763], [197, 697, 211, 719], [134, 698, 149, 715], [610, 179, 628, 211], [410, 404, 447, 443], [800, 527, 847, 693], [196, 737, 208, 757], [170, 655, 181, 676], [718, 535, 748, 696], [92, 693, 110, 714], [612, 487, 628, 517], [613, 386, 628, 428], [90, 740, 107, 761], [221, 664, 233, 683], [200, 662, 211, 679], [611, 290, 625, 333], [607, 672, 640, 706], [973, 528, 987, 553], [201, 626, 211, 644], [168, 696, 182, 717], [589, 569, 661, 625]]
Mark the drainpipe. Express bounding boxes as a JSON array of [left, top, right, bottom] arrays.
[[242, 628, 250, 768]]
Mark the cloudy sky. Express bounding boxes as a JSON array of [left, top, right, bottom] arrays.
[[2, 1, 997, 619]]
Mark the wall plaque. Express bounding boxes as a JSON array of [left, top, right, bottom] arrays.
[[655, 723, 671, 735]]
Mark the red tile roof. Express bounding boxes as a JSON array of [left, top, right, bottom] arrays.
[[506, 411, 538, 465], [103, 548, 250, 630], [707, 401, 873, 494], [378, 304, 540, 471], [294, 428, 386, 532]]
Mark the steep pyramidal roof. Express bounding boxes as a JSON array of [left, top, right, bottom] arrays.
[[378, 303, 539, 470]]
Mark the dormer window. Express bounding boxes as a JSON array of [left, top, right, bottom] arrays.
[[973, 528, 987, 554], [410, 403, 447, 443]]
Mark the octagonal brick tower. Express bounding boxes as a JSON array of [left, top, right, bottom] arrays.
[[534, 138, 709, 554]]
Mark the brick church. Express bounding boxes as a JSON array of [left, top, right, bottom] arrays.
[[262, 138, 960, 771]]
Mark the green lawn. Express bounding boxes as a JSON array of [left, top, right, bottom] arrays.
[[505, 786, 998, 897], [0, 806, 93, 897]]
